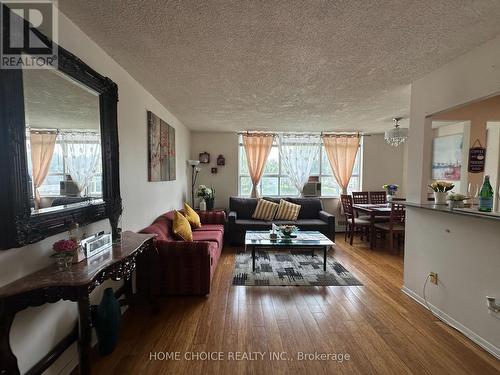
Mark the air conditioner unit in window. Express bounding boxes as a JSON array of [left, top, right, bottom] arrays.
[[302, 182, 321, 197], [60, 179, 80, 197]]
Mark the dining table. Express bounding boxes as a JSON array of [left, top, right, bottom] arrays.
[[352, 203, 401, 249]]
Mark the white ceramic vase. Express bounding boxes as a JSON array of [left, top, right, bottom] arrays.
[[434, 191, 448, 205], [199, 199, 207, 211], [448, 200, 464, 209]]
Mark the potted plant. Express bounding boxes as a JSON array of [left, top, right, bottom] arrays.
[[197, 185, 216, 210], [429, 181, 454, 204], [382, 184, 399, 202], [51, 239, 77, 270], [448, 193, 466, 209], [279, 225, 298, 239]]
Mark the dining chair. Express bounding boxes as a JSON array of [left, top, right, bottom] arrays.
[[374, 203, 405, 253], [362, 191, 390, 223], [352, 192, 369, 204], [351, 191, 371, 220], [341, 194, 370, 245], [369, 191, 387, 204]]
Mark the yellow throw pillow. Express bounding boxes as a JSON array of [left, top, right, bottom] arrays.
[[252, 199, 279, 221], [275, 199, 301, 221], [173, 210, 193, 241], [183, 202, 201, 228]]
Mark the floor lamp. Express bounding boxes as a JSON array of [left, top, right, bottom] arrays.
[[188, 160, 201, 207]]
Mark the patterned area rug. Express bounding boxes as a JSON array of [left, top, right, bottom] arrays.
[[232, 250, 363, 286]]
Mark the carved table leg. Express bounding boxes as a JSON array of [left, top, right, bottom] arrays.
[[123, 277, 133, 299], [0, 302, 20, 375], [77, 293, 92, 375]]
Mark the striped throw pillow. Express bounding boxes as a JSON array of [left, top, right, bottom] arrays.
[[275, 199, 301, 221], [252, 199, 279, 221]]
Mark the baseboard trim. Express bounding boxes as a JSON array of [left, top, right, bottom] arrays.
[[401, 286, 500, 360]]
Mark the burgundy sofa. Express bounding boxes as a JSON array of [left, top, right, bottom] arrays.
[[138, 210, 225, 296]]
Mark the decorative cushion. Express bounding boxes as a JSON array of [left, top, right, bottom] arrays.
[[183, 202, 201, 228], [374, 222, 405, 231], [252, 199, 279, 220], [262, 197, 282, 205], [353, 217, 371, 225], [172, 210, 193, 241], [275, 199, 301, 221]]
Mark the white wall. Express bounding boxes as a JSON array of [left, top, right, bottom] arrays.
[[403, 208, 500, 358], [190, 132, 238, 208], [407, 34, 500, 203], [191, 132, 407, 210], [0, 9, 191, 374], [405, 34, 500, 359], [361, 134, 406, 197]]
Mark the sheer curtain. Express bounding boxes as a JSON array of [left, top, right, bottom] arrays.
[[322, 133, 360, 194], [278, 134, 320, 196], [242, 133, 275, 198], [30, 130, 57, 208], [60, 130, 101, 196]]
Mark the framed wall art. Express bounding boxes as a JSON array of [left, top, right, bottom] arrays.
[[147, 111, 176, 181], [199, 152, 210, 164]]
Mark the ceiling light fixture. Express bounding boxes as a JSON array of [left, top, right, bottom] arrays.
[[385, 117, 408, 147]]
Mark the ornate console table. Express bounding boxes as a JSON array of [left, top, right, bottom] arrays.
[[0, 231, 155, 375]]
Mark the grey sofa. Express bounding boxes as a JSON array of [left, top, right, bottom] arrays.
[[228, 196, 335, 245]]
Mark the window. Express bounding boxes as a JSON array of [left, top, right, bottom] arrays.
[[26, 132, 102, 197], [238, 135, 361, 197]]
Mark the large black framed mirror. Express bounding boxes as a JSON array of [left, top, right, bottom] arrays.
[[0, 10, 122, 250]]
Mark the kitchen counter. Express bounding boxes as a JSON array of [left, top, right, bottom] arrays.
[[403, 202, 500, 222]]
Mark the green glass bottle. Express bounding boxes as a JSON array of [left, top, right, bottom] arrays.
[[478, 175, 494, 212]]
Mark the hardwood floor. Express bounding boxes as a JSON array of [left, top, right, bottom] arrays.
[[89, 237, 500, 374]]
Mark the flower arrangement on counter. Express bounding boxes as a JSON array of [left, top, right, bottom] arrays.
[[429, 181, 455, 205], [382, 184, 399, 196], [448, 193, 466, 201], [428, 181, 454, 192], [447, 193, 466, 209]]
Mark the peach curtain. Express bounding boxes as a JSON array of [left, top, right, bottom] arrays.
[[322, 133, 360, 194], [30, 130, 57, 208], [242, 133, 275, 198]]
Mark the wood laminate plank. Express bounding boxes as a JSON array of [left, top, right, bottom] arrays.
[[84, 238, 500, 375]]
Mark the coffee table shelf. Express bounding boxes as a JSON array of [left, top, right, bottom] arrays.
[[245, 230, 334, 272]]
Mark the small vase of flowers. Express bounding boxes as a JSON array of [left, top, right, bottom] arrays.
[[383, 184, 399, 202], [197, 185, 215, 210], [448, 193, 466, 209], [429, 181, 454, 205], [51, 239, 77, 270], [279, 225, 298, 239]]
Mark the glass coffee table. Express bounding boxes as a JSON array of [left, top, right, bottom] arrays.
[[245, 230, 334, 272]]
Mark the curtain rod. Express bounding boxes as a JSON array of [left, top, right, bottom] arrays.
[[236, 131, 372, 136], [27, 127, 100, 134]]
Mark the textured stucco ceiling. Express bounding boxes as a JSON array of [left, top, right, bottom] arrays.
[[23, 69, 100, 130], [58, 0, 500, 132]]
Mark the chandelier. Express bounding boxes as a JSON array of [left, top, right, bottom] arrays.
[[385, 117, 408, 147]]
